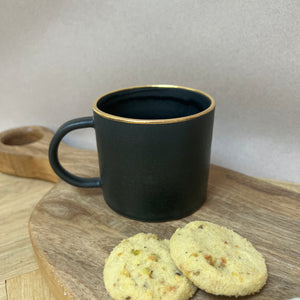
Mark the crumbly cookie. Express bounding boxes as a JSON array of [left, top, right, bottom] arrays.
[[103, 233, 197, 300], [169, 221, 268, 296]]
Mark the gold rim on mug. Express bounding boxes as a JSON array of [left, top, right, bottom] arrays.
[[92, 84, 215, 124]]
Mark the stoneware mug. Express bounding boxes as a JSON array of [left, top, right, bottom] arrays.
[[49, 85, 215, 222]]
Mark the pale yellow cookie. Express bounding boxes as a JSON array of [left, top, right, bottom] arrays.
[[170, 221, 268, 296], [103, 233, 197, 300]]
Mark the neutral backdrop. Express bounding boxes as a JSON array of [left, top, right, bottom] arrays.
[[1, 1, 299, 183]]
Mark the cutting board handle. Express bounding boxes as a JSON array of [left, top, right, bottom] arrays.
[[0, 126, 60, 182], [49, 117, 102, 188]]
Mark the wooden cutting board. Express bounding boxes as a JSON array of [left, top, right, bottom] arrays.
[[0, 126, 299, 300]]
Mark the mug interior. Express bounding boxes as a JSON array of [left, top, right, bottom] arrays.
[[95, 86, 213, 121]]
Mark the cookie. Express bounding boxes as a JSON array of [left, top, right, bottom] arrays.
[[103, 233, 197, 300], [169, 221, 268, 296]]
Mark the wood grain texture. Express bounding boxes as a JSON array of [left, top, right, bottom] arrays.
[[0, 281, 7, 300], [6, 270, 56, 300], [29, 164, 300, 300], [0, 172, 54, 300], [0, 126, 99, 182], [0, 126, 59, 182], [0, 173, 53, 283]]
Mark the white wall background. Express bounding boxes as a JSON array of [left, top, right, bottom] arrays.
[[1, 1, 299, 183]]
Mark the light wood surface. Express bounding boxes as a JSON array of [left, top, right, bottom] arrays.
[[0, 281, 7, 300], [0, 126, 99, 182], [0, 172, 55, 300], [0, 126, 299, 299], [0, 174, 52, 279], [6, 269, 56, 300], [0, 126, 59, 183]]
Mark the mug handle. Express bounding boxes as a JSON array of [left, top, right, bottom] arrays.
[[48, 116, 102, 188]]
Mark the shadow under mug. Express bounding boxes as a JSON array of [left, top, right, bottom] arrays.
[[49, 85, 215, 222]]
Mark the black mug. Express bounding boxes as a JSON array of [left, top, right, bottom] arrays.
[[49, 85, 215, 222]]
